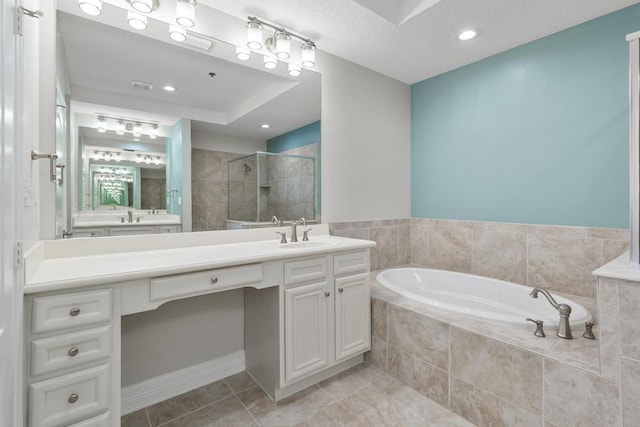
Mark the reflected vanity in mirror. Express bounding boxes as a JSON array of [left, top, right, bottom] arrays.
[[55, 0, 321, 238]]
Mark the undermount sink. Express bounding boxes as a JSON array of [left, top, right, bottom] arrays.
[[279, 240, 338, 249]]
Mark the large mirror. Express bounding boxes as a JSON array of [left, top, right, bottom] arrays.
[[55, 0, 321, 238]]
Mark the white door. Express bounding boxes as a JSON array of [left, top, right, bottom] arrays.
[[335, 273, 371, 362], [0, 0, 24, 426], [284, 281, 329, 383]]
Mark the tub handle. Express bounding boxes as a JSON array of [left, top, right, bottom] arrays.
[[526, 318, 546, 338]]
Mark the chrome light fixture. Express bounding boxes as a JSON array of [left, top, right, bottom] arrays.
[[127, 10, 148, 30], [78, 0, 103, 16], [274, 31, 291, 59], [247, 21, 263, 50], [169, 25, 187, 42], [235, 46, 251, 61], [176, 0, 196, 28], [301, 42, 316, 68]]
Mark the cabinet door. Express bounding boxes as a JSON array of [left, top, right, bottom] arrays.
[[335, 273, 371, 362], [284, 282, 329, 383]]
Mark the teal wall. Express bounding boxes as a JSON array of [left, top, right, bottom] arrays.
[[411, 5, 639, 228], [267, 120, 321, 213]]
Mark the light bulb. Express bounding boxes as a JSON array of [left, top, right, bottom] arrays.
[[288, 63, 301, 77], [130, 0, 153, 13], [78, 0, 102, 16], [247, 21, 263, 50], [176, 0, 195, 28], [263, 55, 277, 69], [458, 29, 477, 41], [274, 31, 291, 59], [169, 25, 187, 42], [235, 46, 251, 61], [301, 42, 316, 68], [127, 10, 147, 30]]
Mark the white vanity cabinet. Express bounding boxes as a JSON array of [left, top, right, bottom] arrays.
[[25, 288, 118, 427]]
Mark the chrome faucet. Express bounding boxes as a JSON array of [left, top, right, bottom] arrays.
[[272, 216, 283, 226], [290, 218, 306, 243], [127, 210, 133, 223], [529, 287, 572, 339]]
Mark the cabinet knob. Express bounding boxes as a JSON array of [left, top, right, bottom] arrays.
[[210, 276, 218, 285], [68, 393, 79, 404], [68, 347, 79, 357], [69, 307, 80, 317], [324, 291, 330, 297], [338, 287, 344, 293]]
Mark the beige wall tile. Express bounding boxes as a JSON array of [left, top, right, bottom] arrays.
[[527, 235, 601, 298], [471, 230, 527, 284], [598, 278, 620, 380], [394, 218, 411, 225], [370, 227, 399, 270], [481, 221, 537, 234], [428, 227, 472, 273], [411, 218, 435, 227], [449, 377, 542, 427], [410, 225, 430, 266], [619, 281, 640, 360], [587, 227, 628, 241], [387, 346, 449, 407], [371, 298, 387, 341], [331, 227, 370, 240], [398, 224, 411, 265], [536, 225, 587, 238], [450, 327, 542, 414], [388, 305, 449, 370], [603, 239, 630, 264], [365, 337, 388, 371], [544, 359, 620, 427], [621, 356, 640, 427]]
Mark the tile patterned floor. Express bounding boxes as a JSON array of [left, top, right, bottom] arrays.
[[121, 364, 476, 426]]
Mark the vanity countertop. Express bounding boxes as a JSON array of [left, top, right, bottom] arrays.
[[73, 219, 182, 227], [24, 225, 375, 294]]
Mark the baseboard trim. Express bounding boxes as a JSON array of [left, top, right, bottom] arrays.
[[121, 350, 246, 415]]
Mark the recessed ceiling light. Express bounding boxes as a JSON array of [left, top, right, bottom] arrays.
[[261, 124, 270, 129], [162, 85, 176, 92], [458, 29, 477, 41]]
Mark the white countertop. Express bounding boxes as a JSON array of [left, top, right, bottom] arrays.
[[73, 219, 182, 227], [24, 226, 375, 294], [593, 251, 640, 283]]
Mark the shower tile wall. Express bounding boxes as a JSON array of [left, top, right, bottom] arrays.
[[191, 149, 243, 231], [227, 155, 258, 222], [140, 178, 166, 210]]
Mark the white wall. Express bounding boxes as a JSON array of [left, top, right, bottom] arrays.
[[191, 128, 266, 154], [317, 52, 411, 223]]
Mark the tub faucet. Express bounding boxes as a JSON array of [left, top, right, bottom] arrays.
[[529, 287, 572, 339]]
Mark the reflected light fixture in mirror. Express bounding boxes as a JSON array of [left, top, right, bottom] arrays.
[[247, 21, 263, 50], [78, 0, 102, 16], [288, 63, 301, 77], [176, 0, 196, 28], [236, 46, 250, 61], [127, 10, 148, 30], [301, 42, 316, 68], [263, 55, 277, 69], [169, 25, 186, 42], [129, 0, 153, 14], [116, 120, 125, 135]]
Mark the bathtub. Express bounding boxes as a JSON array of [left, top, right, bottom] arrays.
[[376, 268, 592, 328]]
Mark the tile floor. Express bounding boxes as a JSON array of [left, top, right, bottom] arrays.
[[121, 363, 476, 426]]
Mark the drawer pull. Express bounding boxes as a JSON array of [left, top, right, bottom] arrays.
[[324, 291, 330, 297], [69, 307, 81, 317], [210, 276, 218, 285], [338, 287, 344, 293], [68, 393, 79, 404], [68, 347, 79, 357]]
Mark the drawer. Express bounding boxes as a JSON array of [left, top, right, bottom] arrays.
[[285, 257, 328, 286], [31, 325, 112, 377], [150, 263, 263, 301], [71, 228, 107, 238], [32, 289, 112, 334], [334, 251, 370, 276], [110, 226, 154, 236], [157, 225, 180, 233], [68, 412, 110, 427], [29, 363, 110, 427]]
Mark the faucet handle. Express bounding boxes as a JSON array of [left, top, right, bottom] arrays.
[[583, 321, 597, 340], [302, 228, 312, 241], [526, 318, 546, 337], [118, 216, 126, 223], [276, 231, 287, 244]]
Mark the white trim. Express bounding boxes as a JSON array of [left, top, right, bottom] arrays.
[[120, 350, 245, 415]]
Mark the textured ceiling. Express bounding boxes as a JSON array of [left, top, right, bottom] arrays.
[[200, 0, 640, 84]]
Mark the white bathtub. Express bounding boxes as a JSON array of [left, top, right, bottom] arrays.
[[376, 268, 592, 328]]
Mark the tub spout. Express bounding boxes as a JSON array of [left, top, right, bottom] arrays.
[[529, 287, 572, 339]]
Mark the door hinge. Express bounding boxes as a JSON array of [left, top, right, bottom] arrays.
[[14, 6, 43, 36], [15, 241, 23, 269]]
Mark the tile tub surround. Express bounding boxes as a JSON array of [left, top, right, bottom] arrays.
[[366, 275, 630, 426], [121, 365, 474, 427]]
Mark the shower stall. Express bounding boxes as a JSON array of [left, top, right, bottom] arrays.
[[227, 151, 317, 224]]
